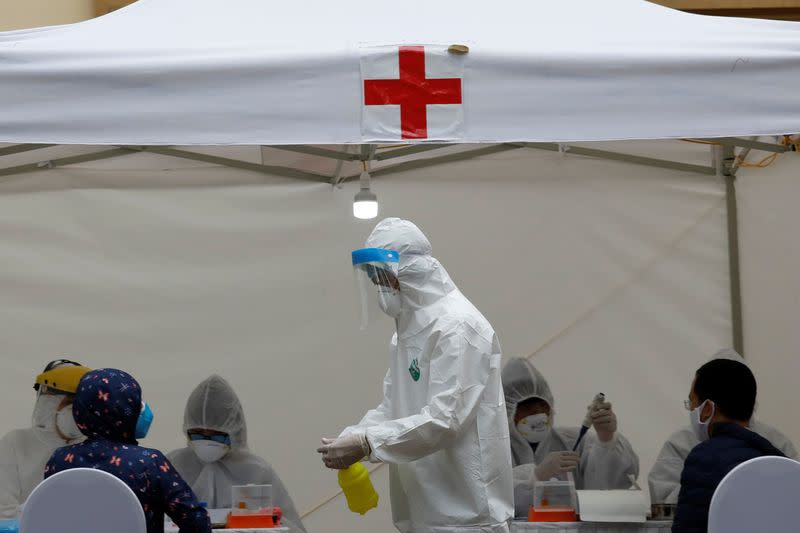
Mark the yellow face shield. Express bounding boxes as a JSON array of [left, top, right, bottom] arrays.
[[34, 362, 92, 395]]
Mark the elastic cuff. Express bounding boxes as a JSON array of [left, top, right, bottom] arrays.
[[361, 432, 372, 455], [365, 430, 382, 463]]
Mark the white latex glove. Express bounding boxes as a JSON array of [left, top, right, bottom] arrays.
[[534, 451, 579, 481], [317, 433, 371, 470], [590, 401, 617, 442]]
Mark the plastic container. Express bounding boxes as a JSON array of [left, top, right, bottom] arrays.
[[0, 519, 17, 533], [227, 484, 281, 528], [338, 463, 379, 515], [528, 478, 577, 523], [231, 484, 272, 514], [226, 507, 282, 529]]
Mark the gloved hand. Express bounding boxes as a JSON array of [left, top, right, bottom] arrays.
[[533, 451, 579, 481], [590, 401, 617, 442], [317, 432, 371, 470]]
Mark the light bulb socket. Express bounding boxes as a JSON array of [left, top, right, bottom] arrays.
[[354, 189, 377, 203], [359, 170, 371, 188]]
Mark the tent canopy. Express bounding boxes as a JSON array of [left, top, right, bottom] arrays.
[[0, 0, 799, 145]]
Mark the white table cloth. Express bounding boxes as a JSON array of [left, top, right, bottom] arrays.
[[511, 521, 672, 533], [164, 526, 289, 533]]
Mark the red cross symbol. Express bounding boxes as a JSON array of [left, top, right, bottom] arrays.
[[364, 46, 462, 140]]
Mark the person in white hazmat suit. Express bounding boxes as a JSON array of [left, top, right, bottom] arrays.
[[167, 375, 305, 533], [0, 359, 91, 518], [316, 218, 514, 533], [648, 348, 797, 504], [502, 358, 639, 518]]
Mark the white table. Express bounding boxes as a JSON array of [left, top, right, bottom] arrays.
[[511, 521, 672, 533]]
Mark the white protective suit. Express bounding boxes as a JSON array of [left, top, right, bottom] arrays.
[[167, 375, 306, 533], [339, 218, 514, 533], [502, 358, 639, 518], [648, 348, 798, 504], [0, 396, 82, 518]]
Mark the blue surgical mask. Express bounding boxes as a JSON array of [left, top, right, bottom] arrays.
[[135, 402, 153, 439]]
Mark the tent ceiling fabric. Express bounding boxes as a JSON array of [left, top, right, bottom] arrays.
[[0, 0, 799, 144]]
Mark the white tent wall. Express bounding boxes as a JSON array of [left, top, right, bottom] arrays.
[[738, 154, 800, 449], [0, 142, 732, 532]]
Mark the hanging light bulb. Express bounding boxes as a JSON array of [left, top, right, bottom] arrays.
[[353, 170, 378, 220]]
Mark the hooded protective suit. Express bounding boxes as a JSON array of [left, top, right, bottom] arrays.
[[167, 376, 305, 533], [0, 419, 79, 518], [648, 348, 798, 504], [0, 361, 89, 518], [339, 218, 513, 533], [502, 358, 639, 517]]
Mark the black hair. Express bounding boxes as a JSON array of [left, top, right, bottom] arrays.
[[694, 359, 756, 421], [518, 397, 550, 411]]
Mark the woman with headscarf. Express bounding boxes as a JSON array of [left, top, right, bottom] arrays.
[[167, 375, 305, 533]]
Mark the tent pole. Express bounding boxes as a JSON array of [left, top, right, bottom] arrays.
[[524, 143, 716, 176], [268, 145, 359, 161], [0, 148, 136, 178], [719, 144, 745, 356], [0, 144, 56, 158], [710, 137, 789, 154], [341, 144, 521, 182], [375, 144, 451, 161], [138, 147, 332, 183]]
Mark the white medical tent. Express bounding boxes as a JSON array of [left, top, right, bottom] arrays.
[[0, 0, 798, 532]]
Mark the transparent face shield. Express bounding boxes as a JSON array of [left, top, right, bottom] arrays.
[[352, 248, 401, 329]]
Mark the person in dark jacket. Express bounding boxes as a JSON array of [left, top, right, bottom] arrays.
[[45, 368, 210, 533], [672, 359, 784, 533]]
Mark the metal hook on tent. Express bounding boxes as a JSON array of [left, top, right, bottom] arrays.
[[330, 146, 350, 189]]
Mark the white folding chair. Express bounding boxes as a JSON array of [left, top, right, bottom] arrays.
[[19, 468, 146, 533], [708, 455, 800, 533]]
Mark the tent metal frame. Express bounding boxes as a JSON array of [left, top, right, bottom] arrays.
[[0, 136, 792, 353]]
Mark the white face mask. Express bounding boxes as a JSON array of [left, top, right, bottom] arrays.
[[377, 287, 402, 318], [689, 399, 715, 442], [32, 395, 62, 432], [516, 413, 550, 444], [55, 405, 82, 441], [191, 440, 230, 464]]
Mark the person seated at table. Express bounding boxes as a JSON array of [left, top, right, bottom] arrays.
[[167, 375, 306, 533], [0, 359, 91, 518], [649, 349, 797, 505], [502, 357, 639, 518], [672, 358, 784, 533], [45, 368, 210, 533]]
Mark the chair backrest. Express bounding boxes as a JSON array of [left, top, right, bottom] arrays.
[[19, 468, 146, 533], [708, 455, 800, 533]]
